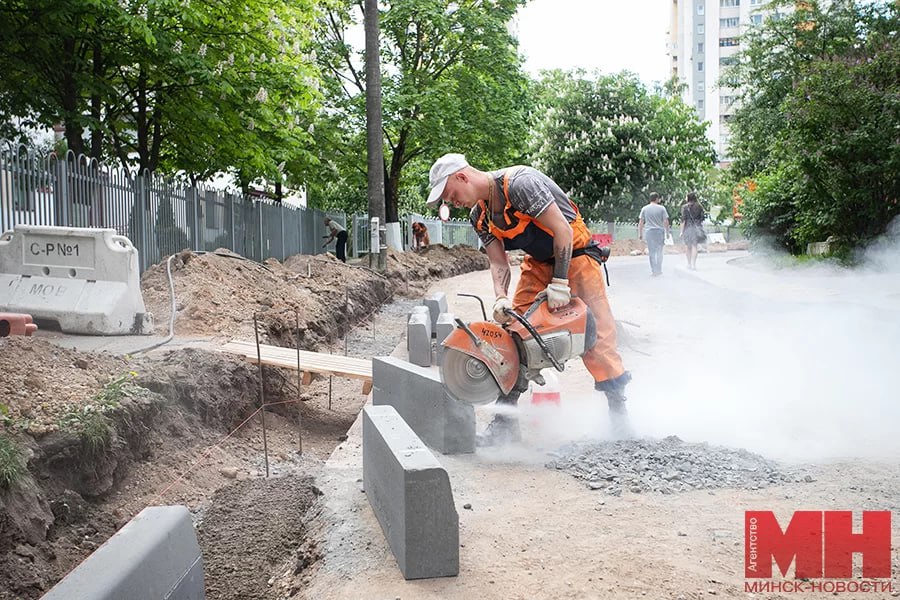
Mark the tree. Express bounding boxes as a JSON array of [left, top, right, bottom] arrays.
[[0, 0, 323, 186], [723, 0, 900, 252], [312, 0, 532, 221], [364, 0, 386, 269], [0, 0, 148, 157], [531, 70, 715, 223]]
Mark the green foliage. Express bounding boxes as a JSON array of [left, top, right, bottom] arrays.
[[311, 0, 533, 219], [530, 70, 715, 223], [723, 0, 900, 252], [0, 433, 25, 490], [58, 372, 138, 455], [739, 164, 805, 253], [0, 0, 323, 183]]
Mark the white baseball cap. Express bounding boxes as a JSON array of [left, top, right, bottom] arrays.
[[426, 153, 469, 208]]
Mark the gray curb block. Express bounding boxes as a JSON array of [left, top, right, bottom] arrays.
[[362, 405, 459, 580], [41, 505, 204, 600]]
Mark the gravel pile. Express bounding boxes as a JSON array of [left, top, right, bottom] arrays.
[[546, 435, 807, 496]]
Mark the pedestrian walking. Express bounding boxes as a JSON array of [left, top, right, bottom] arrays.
[[638, 192, 670, 276], [680, 192, 706, 270]]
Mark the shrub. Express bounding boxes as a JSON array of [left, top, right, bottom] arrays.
[[0, 433, 25, 489], [58, 372, 139, 455]]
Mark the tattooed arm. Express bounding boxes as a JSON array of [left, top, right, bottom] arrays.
[[484, 240, 512, 298], [535, 202, 574, 280]]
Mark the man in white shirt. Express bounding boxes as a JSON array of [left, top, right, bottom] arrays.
[[638, 192, 670, 277]]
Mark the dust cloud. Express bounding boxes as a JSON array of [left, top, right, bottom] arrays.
[[483, 224, 900, 464], [631, 225, 900, 463]]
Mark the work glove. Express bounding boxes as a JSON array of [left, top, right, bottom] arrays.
[[543, 278, 571, 310], [492, 296, 513, 324]]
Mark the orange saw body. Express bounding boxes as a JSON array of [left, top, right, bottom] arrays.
[[440, 296, 597, 405]]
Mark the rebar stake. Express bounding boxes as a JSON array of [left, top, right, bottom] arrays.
[[253, 313, 270, 478], [295, 310, 303, 456]]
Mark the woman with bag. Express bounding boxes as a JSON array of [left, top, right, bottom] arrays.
[[680, 191, 706, 271]]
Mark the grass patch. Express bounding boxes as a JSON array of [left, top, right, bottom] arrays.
[[0, 433, 25, 490], [58, 372, 140, 455]]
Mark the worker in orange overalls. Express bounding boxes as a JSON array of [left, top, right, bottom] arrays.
[[426, 153, 632, 445]]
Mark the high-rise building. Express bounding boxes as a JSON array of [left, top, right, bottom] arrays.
[[667, 0, 777, 164]]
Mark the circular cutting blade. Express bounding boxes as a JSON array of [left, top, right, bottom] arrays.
[[440, 348, 502, 405]]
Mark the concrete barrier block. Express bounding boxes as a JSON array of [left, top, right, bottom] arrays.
[[407, 305, 430, 322], [435, 312, 456, 362], [373, 356, 475, 454], [407, 306, 431, 351], [41, 505, 204, 600], [407, 313, 432, 367], [423, 292, 448, 331], [363, 405, 459, 580], [0, 226, 153, 335]]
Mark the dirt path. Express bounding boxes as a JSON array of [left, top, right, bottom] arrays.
[[296, 256, 900, 599]]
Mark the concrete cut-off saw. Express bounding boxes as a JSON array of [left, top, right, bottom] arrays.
[[439, 294, 597, 405]]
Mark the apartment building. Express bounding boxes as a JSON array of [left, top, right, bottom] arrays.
[[667, 0, 774, 163]]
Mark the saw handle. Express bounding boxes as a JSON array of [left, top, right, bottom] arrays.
[[456, 293, 488, 321]]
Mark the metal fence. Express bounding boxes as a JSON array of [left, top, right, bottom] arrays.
[[347, 212, 481, 259], [0, 140, 346, 272], [402, 212, 481, 251]]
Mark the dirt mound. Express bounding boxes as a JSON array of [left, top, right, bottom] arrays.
[[140, 249, 390, 348], [386, 244, 489, 288], [546, 436, 806, 496], [135, 348, 267, 430], [196, 475, 321, 600], [0, 345, 312, 600], [140, 245, 487, 347], [0, 337, 132, 436]]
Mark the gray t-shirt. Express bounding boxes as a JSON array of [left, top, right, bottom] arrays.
[[469, 166, 577, 247], [326, 220, 345, 235], [639, 202, 669, 231]]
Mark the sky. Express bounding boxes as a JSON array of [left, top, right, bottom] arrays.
[[515, 0, 671, 86]]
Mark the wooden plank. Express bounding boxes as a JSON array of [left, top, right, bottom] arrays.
[[219, 341, 373, 384]]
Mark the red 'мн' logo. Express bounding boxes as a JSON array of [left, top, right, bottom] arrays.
[[745, 511, 892, 588]]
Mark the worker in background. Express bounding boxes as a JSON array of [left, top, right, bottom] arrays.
[[426, 153, 632, 444], [323, 217, 348, 263]]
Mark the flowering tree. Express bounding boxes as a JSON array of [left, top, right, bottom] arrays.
[[531, 70, 715, 223]]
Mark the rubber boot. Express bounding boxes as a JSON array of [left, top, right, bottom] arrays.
[[595, 372, 634, 439]]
